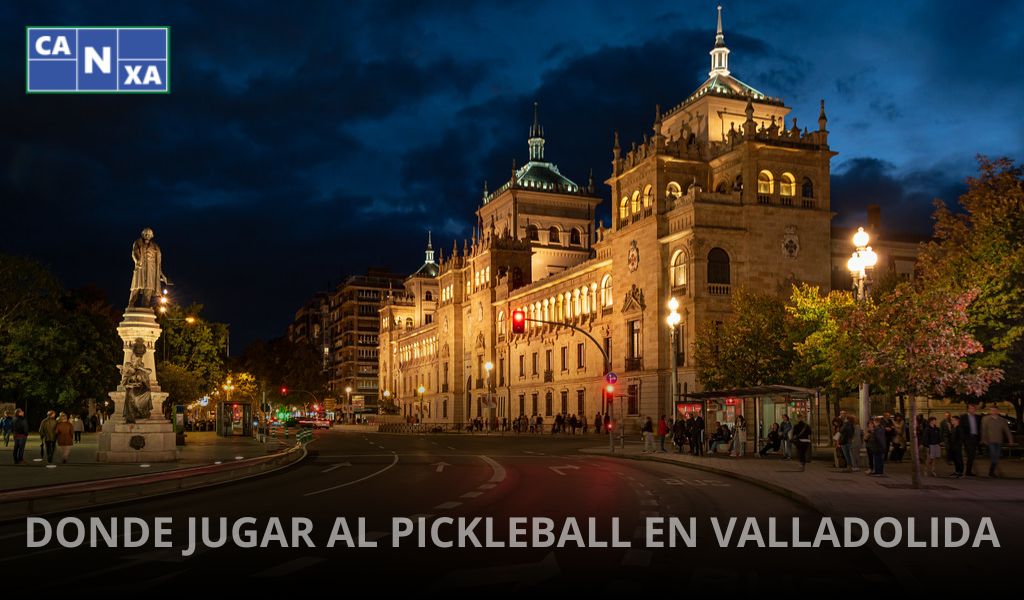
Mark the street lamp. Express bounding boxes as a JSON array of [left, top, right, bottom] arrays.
[[345, 385, 353, 423], [666, 297, 681, 422], [382, 390, 391, 416], [416, 385, 426, 424], [485, 361, 494, 430], [847, 226, 878, 428]]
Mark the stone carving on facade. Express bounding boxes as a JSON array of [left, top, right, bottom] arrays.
[[627, 240, 640, 272], [782, 225, 800, 259], [620, 284, 646, 314]]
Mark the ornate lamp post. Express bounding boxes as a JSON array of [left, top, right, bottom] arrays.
[[666, 297, 682, 422], [416, 385, 426, 424], [345, 385, 353, 423], [847, 226, 878, 428]]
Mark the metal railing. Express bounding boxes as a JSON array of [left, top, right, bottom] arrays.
[[707, 283, 731, 296]]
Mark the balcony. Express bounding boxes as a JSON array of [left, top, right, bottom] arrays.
[[757, 194, 772, 205], [601, 306, 613, 317], [625, 357, 642, 372], [707, 284, 731, 296], [780, 195, 794, 206], [543, 370, 553, 383], [801, 198, 815, 209]]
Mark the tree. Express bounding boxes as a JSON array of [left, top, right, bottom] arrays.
[[157, 303, 226, 392], [693, 289, 794, 389], [0, 255, 120, 424], [240, 337, 327, 409], [917, 157, 1024, 429], [786, 283, 858, 412], [157, 363, 206, 416], [831, 283, 1001, 488]]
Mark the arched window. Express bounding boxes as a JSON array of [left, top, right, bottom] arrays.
[[569, 228, 582, 245], [715, 181, 727, 193], [564, 292, 572, 319], [405, 317, 414, 329], [424, 291, 433, 301], [733, 174, 743, 191], [548, 226, 560, 244], [666, 181, 682, 201], [780, 173, 796, 197], [670, 250, 687, 288], [619, 197, 629, 222], [526, 224, 539, 241], [630, 190, 640, 215], [600, 274, 613, 308], [497, 310, 505, 336], [642, 184, 653, 212], [801, 177, 814, 198], [757, 170, 774, 194], [707, 248, 731, 285]]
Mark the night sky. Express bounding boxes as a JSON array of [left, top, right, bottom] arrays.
[[2, 1, 1022, 348]]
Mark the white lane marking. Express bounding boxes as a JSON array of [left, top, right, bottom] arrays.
[[435, 501, 462, 509], [447, 446, 456, 450], [321, 462, 351, 473], [479, 455, 506, 483], [548, 465, 580, 476], [304, 452, 399, 496], [433, 461, 451, 473], [620, 549, 652, 567], [254, 556, 326, 577], [477, 483, 497, 490], [461, 491, 482, 498]]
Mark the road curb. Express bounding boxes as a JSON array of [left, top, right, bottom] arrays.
[[0, 443, 308, 522], [582, 449, 827, 515]]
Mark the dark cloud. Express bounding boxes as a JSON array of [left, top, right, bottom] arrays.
[[831, 157, 967, 235]]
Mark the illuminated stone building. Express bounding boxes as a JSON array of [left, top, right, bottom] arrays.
[[378, 8, 918, 436]]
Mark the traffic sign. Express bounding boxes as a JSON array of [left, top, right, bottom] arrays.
[[605, 372, 617, 384]]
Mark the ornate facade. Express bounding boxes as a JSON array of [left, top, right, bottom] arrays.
[[378, 8, 883, 432]]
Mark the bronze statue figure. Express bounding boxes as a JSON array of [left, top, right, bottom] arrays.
[[120, 338, 153, 423], [128, 227, 172, 308]]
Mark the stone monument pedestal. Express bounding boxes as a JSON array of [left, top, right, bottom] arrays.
[[97, 307, 179, 463]]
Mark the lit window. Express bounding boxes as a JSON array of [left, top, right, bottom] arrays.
[[780, 173, 796, 197], [670, 250, 687, 288], [757, 170, 774, 194], [600, 275, 613, 308]]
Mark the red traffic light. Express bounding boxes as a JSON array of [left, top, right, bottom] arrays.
[[281, 387, 288, 396], [312, 404, 320, 411], [511, 309, 526, 334]]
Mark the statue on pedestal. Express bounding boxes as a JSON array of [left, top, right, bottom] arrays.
[[128, 227, 172, 308], [119, 339, 153, 423]]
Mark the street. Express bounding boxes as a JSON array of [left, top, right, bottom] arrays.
[[0, 429, 908, 592]]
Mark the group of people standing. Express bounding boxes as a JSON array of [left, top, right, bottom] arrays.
[[832, 405, 1015, 478], [3, 410, 86, 465]]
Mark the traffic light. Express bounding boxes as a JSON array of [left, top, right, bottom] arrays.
[[281, 386, 288, 396], [511, 309, 526, 334]]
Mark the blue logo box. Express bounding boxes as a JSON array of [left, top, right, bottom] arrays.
[[26, 27, 169, 93]]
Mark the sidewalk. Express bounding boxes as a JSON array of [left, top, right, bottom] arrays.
[[0, 432, 284, 491], [581, 443, 1024, 521]]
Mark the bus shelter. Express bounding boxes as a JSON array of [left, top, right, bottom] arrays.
[[681, 385, 820, 453]]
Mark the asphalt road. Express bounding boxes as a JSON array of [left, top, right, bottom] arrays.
[[0, 430, 897, 592]]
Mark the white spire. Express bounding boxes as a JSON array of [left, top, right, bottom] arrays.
[[528, 101, 545, 161], [709, 5, 730, 77], [425, 231, 435, 264]]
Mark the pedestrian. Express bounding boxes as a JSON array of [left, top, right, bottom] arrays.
[[594, 412, 602, 435], [960, 404, 982, 476], [657, 414, 669, 453], [831, 410, 847, 468], [792, 414, 812, 471], [758, 423, 781, 457], [890, 415, 907, 462], [839, 415, 855, 471], [779, 413, 793, 460], [39, 410, 58, 464], [641, 416, 655, 453], [849, 415, 863, 471], [692, 413, 705, 456], [980, 407, 1014, 478], [729, 415, 746, 457], [867, 417, 887, 476], [923, 416, 942, 477], [0, 412, 12, 447], [72, 415, 84, 443], [55, 414, 74, 464], [11, 409, 29, 464], [947, 415, 964, 478], [940, 412, 953, 464], [672, 417, 687, 453]]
